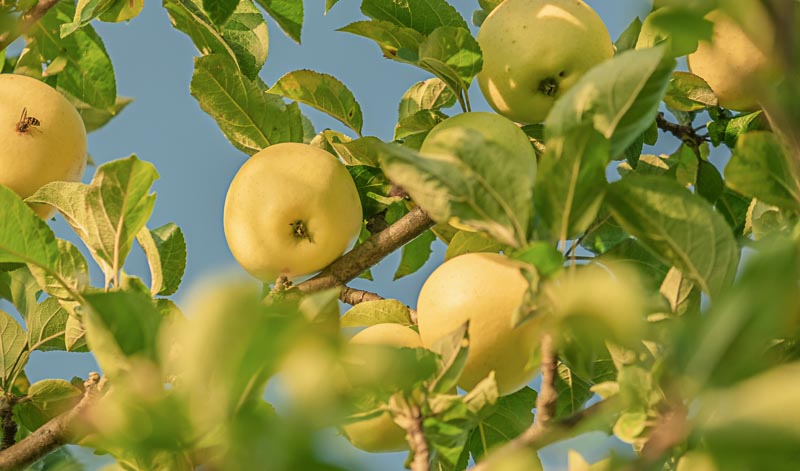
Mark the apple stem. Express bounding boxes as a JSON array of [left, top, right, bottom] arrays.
[[290, 220, 314, 243], [538, 78, 559, 97]]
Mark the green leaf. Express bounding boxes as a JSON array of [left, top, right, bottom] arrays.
[[546, 47, 674, 157], [164, 0, 240, 63], [380, 128, 534, 247], [554, 363, 594, 419], [606, 176, 739, 298], [268, 69, 364, 136], [430, 321, 470, 394], [346, 165, 393, 218], [636, 7, 713, 57], [203, 0, 239, 25], [599, 239, 670, 290], [31, 1, 116, 109], [338, 19, 424, 64], [255, 0, 303, 43], [85, 155, 159, 281], [0, 309, 27, 389], [83, 291, 164, 377], [325, 0, 340, 14], [0, 186, 62, 283], [17, 379, 82, 432], [360, 0, 467, 35], [696, 159, 724, 204], [136, 223, 187, 296], [190, 53, 303, 154], [341, 299, 413, 327], [468, 386, 536, 461], [535, 127, 610, 241], [663, 71, 718, 111], [65, 315, 87, 352], [580, 212, 628, 254], [398, 78, 457, 120], [329, 135, 383, 167], [615, 17, 642, 52], [445, 231, 507, 261], [395, 229, 435, 279], [715, 188, 751, 237], [724, 131, 800, 211], [221, 0, 270, 78], [28, 239, 89, 301], [71, 96, 133, 133], [26, 297, 69, 352], [61, 0, 123, 37], [417, 26, 483, 94], [394, 109, 447, 145], [511, 242, 564, 279]]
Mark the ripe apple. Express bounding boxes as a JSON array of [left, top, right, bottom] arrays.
[[687, 10, 774, 111], [476, 0, 614, 124], [224, 143, 363, 280], [341, 323, 423, 453], [417, 252, 542, 395], [0, 74, 87, 219]]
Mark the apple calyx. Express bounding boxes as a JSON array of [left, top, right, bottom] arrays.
[[538, 77, 560, 97], [290, 220, 314, 243]]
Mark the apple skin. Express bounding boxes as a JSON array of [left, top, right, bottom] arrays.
[[688, 10, 774, 111], [0, 74, 87, 219], [476, 0, 614, 124], [224, 143, 362, 280], [417, 252, 542, 395], [341, 323, 423, 453]]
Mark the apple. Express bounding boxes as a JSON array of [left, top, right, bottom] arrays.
[[687, 10, 774, 111], [341, 323, 423, 453], [224, 143, 363, 280], [0, 73, 87, 219], [476, 0, 614, 124], [416, 252, 543, 395]]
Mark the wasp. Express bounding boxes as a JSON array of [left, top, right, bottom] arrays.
[[16, 107, 41, 134]]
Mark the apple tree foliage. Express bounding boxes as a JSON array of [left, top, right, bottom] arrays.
[[0, 0, 799, 470]]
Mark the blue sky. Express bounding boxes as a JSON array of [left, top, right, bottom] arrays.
[[5, 0, 731, 468]]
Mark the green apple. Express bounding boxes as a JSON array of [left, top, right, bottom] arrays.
[[340, 323, 423, 453], [224, 143, 363, 280], [417, 252, 543, 395], [476, 0, 614, 123], [0, 74, 87, 219]]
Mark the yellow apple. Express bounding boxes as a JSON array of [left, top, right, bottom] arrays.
[[476, 0, 614, 124], [341, 323, 423, 453], [224, 143, 362, 280], [0, 73, 87, 219], [687, 10, 774, 111], [417, 253, 542, 395]]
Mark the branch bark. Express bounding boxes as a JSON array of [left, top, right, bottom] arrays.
[[339, 287, 385, 306], [296, 207, 434, 293], [535, 334, 559, 425], [0, 0, 61, 52], [0, 374, 104, 471], [655, 113, 707, 149], [392, 398, 430, 471]]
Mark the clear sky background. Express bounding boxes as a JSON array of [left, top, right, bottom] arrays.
[[4, 0, 734, 469]]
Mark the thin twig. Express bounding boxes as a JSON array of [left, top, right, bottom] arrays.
[[655, 113, 707, 148], [339, 287, 418, 323], [296, 207, 434, 293], [535, 334, 559, 425], [0, 374, 104, 471], [0, 0, 61, 52], [392, 396, 430, 471]]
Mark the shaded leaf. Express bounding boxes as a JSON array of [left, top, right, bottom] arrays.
[[360, 0, 467, 35], [341, 300, 413, 327], [255, 0, 303, 43], [395, 229, 435, 279]]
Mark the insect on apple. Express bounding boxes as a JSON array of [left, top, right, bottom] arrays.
[[16, 107, 41, 134]]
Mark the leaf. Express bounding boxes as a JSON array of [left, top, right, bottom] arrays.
[[417, 26, 483, 94], [395, 229, 435, 279], [637, 7, 713, 57], [268, 69, 364, 136], [338, 19, 424, 63], [164, 0, 240, 62], [28, 239, 89, 300], [98, 0, 144, 22], [445, 231, 507, 261], [724, 131, 800, 211], [85, 155, 158, 280], [360, 0, 467, 35], [715, 188, 751, 237], [26, 297, 69, 352], [468, 386, 536, 460], [340, 299, 413, 327], [61, 0, 125, 37], [203, 0, 239, 25], [615, 17, 642, 52], [83, 291, 164, 378], [221, 0, 270, 78], [31, 1, 117, 109], [546, 47, 674, 157], [190, 53, 304, 154], [330, 136, 383, 167], [535, 127, 610, 241], [398, 78, 457, 120], [430, 321, 470, 394], [380, 128, 534, 247], [255, 0, 303, 43], [325, 0, 340, 14], [663, 71, 718, 112], [554, 363, 594, 419], [71, 96, 133, 133], [0, 309, 27, 389], [136, 223, 187, 296], [696, 159, 724, 204], [606, 176, 739, 298], [65, 315, 87, 352], [394, 109, 447, 145], [17, 379, 82, 431]]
